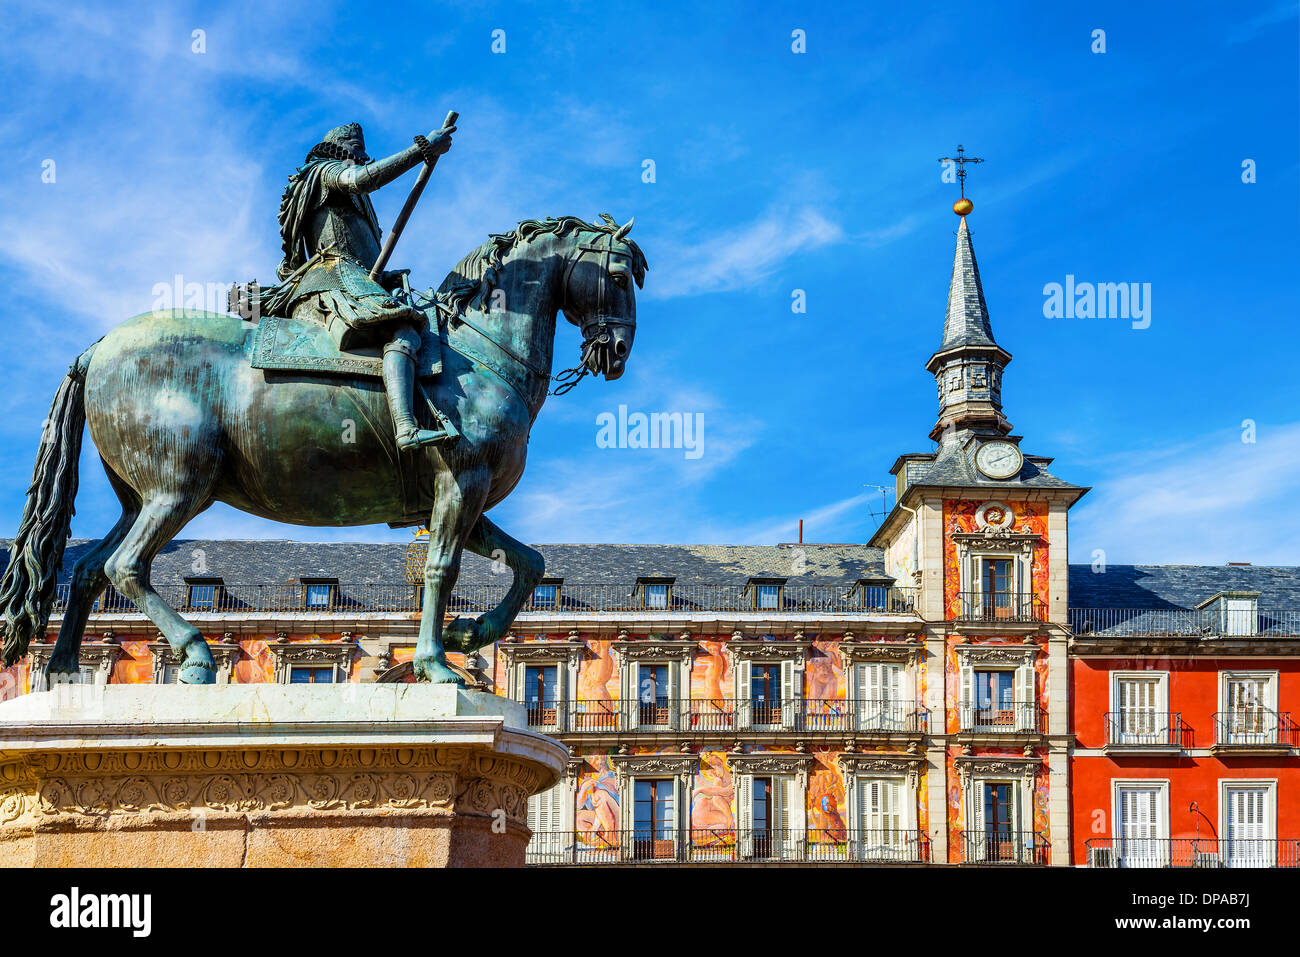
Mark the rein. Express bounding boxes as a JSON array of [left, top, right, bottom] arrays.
[[421, 228, 633, 400]]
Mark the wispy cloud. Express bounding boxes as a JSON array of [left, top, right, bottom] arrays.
[[1070, 422, 1300, 565], [647, 206, 844, 299]]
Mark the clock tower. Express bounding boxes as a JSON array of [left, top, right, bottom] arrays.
[[867, 183, 1087, 865]]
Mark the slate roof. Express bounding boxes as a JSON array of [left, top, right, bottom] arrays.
[[6, 540, 1295, 609], [0, 540, 889, 588], [1068, 564, 1300, 610], [937, 216, 999, 352]]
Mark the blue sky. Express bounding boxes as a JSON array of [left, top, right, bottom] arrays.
[[1, 0, 1297, 564]]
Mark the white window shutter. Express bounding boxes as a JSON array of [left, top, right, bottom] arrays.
[[514, 661, 526, 701], [970, 783, 985, 861], [737, 660, 752, 729], [737, 774, 753, 857], [780, 659, 796, 727], [1015, 662, 1035, 731], [774, 776, 792, 858], [960, 661, 973, 728]]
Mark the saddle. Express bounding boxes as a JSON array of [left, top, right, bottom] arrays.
[[249, 313, 443, 380]]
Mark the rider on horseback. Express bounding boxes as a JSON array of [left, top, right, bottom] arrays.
[[264, 120, 458, 451]]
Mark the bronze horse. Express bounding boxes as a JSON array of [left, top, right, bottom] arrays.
[[0, 215, 646, 685]]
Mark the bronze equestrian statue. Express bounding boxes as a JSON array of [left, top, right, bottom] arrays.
[[0, 114, 647, 686]]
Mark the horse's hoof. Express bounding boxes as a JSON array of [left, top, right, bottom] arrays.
[[179, 639, 217, 685], [45, 651, 80, 678], [444, 617, 477, 651], [413, 657, 465, 686]]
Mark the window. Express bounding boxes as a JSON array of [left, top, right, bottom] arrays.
[[526, 783, 569, 864], [858, 777, 908, 860], [974, 782, 1021, 862], [737, 658, 799, 729], [981, 558, 1014, 614], [532, 582, 559, 609], [302, 581, 337, 609], [747, 578, 786, 611], [1222, 782, 1275, 868], [1113, 673, 1167, 745], [637, 663, 670, 726], [957, 648, 1036, 733], [855, 661, 906, 730], [289, 666, 334, 684], [186, 579, 224, 611], [1116, 785, 1166, 867], [1222, 672, 1278, 744], [632, 779, 675, 860], [1223, 598, 1256, 636], [644, 583, 668, 609], [740, 775, 794, 859], [523, 665, 558, 727], [159, 663, 183, 684]]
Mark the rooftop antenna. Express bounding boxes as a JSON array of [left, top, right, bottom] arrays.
[[864, 484, 895, 528]]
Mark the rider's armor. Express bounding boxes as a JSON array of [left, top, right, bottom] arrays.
[[265, 122, 454, 451]]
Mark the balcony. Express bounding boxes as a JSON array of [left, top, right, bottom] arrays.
[[955, 592, 1046, 624], [61, 582, 923, 618], [1212, 710, 1298, 755], [526, 827, 931, 865], [1085, 838, 1300, 869], [542, 698, 928, 736], [1102, 712, 1191, 754], [1069, 607, 1300, 638], [959, 829, 1049, 865], [957, 701, 1042, 735]]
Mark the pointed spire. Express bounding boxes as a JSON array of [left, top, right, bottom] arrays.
[[940, 216, 999, 351], [925, 205, 1013, 443]]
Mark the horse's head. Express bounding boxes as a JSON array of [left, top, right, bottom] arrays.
[[559, 215, 647, 381]]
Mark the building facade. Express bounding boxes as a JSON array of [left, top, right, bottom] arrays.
[[3, 205, 1296, 867]]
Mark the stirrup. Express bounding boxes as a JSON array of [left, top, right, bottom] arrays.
[[397, 427, 455, 452]]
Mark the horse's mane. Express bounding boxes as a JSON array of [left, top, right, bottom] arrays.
[[432, 215, 648, 319]]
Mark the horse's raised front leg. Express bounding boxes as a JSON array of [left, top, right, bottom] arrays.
[[414, 464, 491, 684], [445, 514, 544, 654]]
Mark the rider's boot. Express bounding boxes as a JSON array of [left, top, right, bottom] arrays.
[[383, 325, 455, 452]]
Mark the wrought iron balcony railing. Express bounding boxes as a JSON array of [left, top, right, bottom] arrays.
[[959, 829, 1049, 865], [1069, 607, 1300, 638], [957, 700, 1042, 734], [1085, 837, 1300, 869], [535, 697, 928, 734], [955, 592, 1046, 623], [60, 582, 922, 617], [526, 827, 931, 865], [1213, 710, 1299, 749], [1104, 711, 1192, 749]]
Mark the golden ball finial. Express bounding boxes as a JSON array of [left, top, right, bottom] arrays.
[[953, 198, 974, 216]]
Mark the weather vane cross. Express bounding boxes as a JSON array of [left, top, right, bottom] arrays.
[[938, 144, 983, 216]]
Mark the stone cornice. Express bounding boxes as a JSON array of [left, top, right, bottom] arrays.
[[953, 754, 1041, 781], [953, 642, 1038, 664], [726, 636, 812, 664], [498, 641, 586, 665], [609, 753, 700, 779], [610, 639, 697, 662], [838, 638, 924, 666]]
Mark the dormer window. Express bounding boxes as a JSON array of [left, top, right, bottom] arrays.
[[186, 578, 224, 611], [637, 577, 674, 610], [301, 579, 338, 610], [748, 578, 786, 611], [532, 579, 562, 610], [1197, 591, 1259, 637]]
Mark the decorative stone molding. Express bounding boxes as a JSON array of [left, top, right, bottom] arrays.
[[954, 643, 1037, 666], [954, 754, 1041, 785], [837, 753, 924, 790], [27, 641, 122, 688], [500, 640, 585, 667], [148, 641, 241, 685], [725, 638, 812, 667], [609, 753, 699, 783], [610, 639, 697, 662], [267, 640, 355, 684], [974, 501, 1014, 530], [727, 751, 816, 789], [839, 640, 923, 667]]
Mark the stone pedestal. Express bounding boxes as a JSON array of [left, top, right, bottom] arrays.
[[0, 684, 566, 868]]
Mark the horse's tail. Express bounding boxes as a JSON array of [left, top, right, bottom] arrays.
[[0, 344, 97, 666]]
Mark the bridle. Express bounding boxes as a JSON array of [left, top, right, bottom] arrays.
[[551, 229, 636, 396]]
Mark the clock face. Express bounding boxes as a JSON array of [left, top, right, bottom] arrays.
[[975, 441, 1023, 479]]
